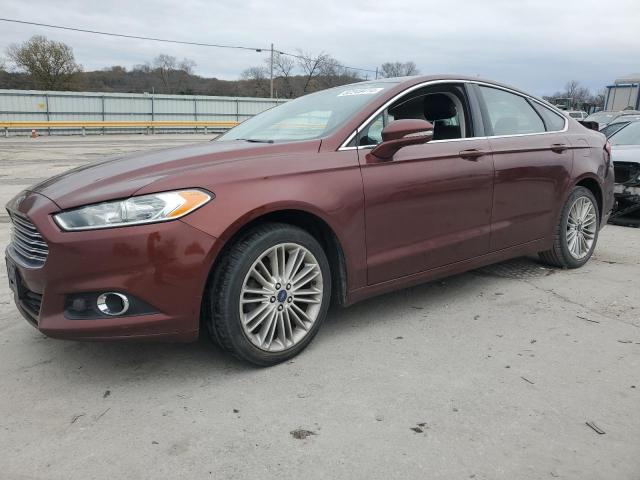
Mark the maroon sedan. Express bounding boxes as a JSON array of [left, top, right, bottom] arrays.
[[5, 75, 614, 365]]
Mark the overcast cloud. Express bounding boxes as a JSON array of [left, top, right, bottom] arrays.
[[1, 0, 639, 95]]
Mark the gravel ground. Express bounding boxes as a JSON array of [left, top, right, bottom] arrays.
[[0, 135, 639, 480]]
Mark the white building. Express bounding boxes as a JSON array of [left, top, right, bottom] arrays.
[[604, 74, 640, 111]]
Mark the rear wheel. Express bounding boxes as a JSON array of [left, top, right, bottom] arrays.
[[539, 186, 600, 268], [205, 223, 331, 366]]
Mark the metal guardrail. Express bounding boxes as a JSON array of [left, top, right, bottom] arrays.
[[1, 120, 240, 137], [0, 89, 287, 137]]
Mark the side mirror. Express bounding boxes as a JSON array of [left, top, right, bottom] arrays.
[[370, 119, 434, 160]]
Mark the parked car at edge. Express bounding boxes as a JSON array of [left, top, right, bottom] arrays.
[[564, 110, 589, 121], [585, 110, 640, 130], [607, 120, 640, 226], [5, 75, 614, 365], [600, 116, 640, 138]]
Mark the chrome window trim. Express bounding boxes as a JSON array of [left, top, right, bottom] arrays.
[[338, 79, 568, 151]]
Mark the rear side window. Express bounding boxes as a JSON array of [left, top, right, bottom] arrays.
[[532, 103, 567, 131], [479, 86, 545, 136]]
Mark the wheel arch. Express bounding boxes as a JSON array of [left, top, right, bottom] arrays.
[[207, 206, 349, 308], [574, 175, 603, 221]]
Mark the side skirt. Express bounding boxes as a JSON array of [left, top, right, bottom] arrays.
[[345, 237, 550, 306]]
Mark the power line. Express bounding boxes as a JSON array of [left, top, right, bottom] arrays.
[[277, 48, 377, 74], [0, 18, 265, 52], [0, 17, 378, 75]]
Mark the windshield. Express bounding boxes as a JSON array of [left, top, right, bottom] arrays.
[[609, 121, 640, 146], [219, 83, 393, 142]]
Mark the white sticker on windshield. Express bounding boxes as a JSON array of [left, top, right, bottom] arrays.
[[337, 87, 384, 97]]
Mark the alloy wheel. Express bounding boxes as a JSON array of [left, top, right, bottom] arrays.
[[239, 242, 324, 352], [566, 196, 597, 259]]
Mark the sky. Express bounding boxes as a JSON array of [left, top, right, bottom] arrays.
[[1, 0, 639, 96]]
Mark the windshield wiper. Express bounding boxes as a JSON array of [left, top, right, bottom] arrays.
[[239, 138, 274, 143]]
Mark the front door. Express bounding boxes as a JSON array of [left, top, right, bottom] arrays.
[[360, 138, 494, 285]]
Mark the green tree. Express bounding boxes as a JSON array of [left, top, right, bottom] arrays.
[[6, 35, 82, 90]]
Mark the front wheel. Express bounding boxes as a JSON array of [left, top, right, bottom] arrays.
[[539, 186, 600, 268], [204, 223, 331, 366]]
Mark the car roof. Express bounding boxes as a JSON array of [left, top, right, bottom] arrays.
[[353, 74, 557, 109], [356, 74, 530, 94]]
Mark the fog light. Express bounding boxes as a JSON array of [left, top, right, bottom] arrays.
[[71, 297, 88, 312], [96, 292, 130, 316]]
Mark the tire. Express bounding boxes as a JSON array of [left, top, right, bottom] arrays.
[[539, 186, 600, 269], [204, 223, 331, 366]]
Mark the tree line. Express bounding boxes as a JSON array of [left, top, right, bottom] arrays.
[[0, 35, 418, 98], [0, 35, 608, 110], [543, 80, 607, 111]]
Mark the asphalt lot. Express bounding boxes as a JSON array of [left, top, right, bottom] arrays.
[[1, 135, 639, 480]]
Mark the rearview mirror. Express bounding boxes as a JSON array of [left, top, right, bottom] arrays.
[[370, 119, 434, 160]]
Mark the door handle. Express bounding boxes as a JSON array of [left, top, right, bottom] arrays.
[[551, 143, 568, 153], [459, 149, 487, 160]]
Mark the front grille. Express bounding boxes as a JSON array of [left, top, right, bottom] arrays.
[[8, 212, 49, 268], [614, 162, 640, 185]]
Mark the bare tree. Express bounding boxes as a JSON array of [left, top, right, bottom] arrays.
[[179, 58, 196, 75], [241, 66, 270, 97], [152, 54, 197, 93], [297, 50, 333, 93], [546, 80, 599, 110], [593, 87, 607, 109], [379, 61, 419, 78], [132, 63, 151, 73], [564, 80, 591, 105], [6, 35, 82, 90], [269, 52, 295, 78], [266, 52, 296, 98]]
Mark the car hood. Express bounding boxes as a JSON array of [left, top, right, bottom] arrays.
[[29, 140, 320, 209], [611, 144, 640, 164]]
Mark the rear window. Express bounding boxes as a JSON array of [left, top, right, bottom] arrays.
[[532, 103, 567, 131], [479, 86, 545, 135]]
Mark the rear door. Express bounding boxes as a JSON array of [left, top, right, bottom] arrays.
[[475, 84, 573, 251]]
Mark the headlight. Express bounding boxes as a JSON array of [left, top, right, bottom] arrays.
[[54, 189, 212, 231]]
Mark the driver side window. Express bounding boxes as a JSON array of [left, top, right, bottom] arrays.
[[352, 83, 472, 147]]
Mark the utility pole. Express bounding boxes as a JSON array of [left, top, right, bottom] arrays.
[[270, 43, 274, 99], [375, 67, 378, 80]]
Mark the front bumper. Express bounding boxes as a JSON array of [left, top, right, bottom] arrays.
[[5, 191, 220, 342], [614, 184, 640, 197]]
